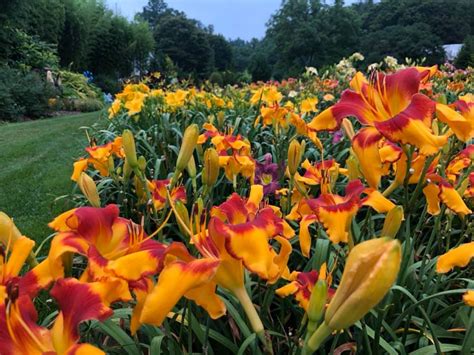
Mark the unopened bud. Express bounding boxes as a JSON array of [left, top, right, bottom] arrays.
[[202, 148, 220, 187], [122, 130, 138, 168], [187, 155, 197, 178], [78, 173, 101, 208], [217, 111, 225, 127], [325, 238, 401, 330], [341, 118, 355, 140], [288, 140, 302, 176], [175, 201, 191, 236], [176, 124, 199, 173], [346, 153, 360, 180], [138, 156, 147, 172], [123, 159, 132, 180], [381, 206, 404, 238]]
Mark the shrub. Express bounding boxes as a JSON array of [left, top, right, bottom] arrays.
[[0, 66, 55, 121]]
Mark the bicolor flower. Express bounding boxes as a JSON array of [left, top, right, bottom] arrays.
[[308, 68, 449, 188], [295, 159, 347, 194], [0, 277, 127, 354], [255, 153, 281, 195], [276, 267, 334, 312], [289, 180, 396, 254], [146, 179, 186, 211], [198, 123, 255, 182], [435, 93, 474, 142], [39, 205, 166, 294]]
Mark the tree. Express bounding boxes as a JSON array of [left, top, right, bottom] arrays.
[[455, 36, 474, 68], [153, 12, 213, 78], [209, 34, 233, 71]]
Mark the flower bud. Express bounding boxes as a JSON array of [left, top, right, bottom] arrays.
[[202, 148, 220, 187], [288, 140, 302, 176], [307, 280, 328, 327], [346, 152, 360, 180], [381, 206, 404, 238], [123, 158, 132, 180], [217, 111, 225, 127], [77, 172, 101, 208], [325, 237, 401, 330], [122, 130, 138, 168], [436, 94, 447, 105], [175, 200, 191, 236], [0, 212, 38, 267], [0, 212, 22, 245], [138, 156, 147, 172], [187, 155, 197, 178], [341, 118, 355, 140], [108, 156, 115, 175], [176, 124, 199, 173]]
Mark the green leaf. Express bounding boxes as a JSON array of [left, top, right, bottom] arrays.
[[237, 333, 257, 355], [150, 335, 166, 355], [409, 344, 462, 355], [92, 319, 140, 355]]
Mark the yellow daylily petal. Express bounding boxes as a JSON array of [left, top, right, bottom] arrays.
[[436, 242, 474, 273]]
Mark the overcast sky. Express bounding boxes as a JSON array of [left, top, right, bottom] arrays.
[[106, 0, 360, 41]]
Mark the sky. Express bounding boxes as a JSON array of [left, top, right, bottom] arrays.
[[106, 0, 360, 41]]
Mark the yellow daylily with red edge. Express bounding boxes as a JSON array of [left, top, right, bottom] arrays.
[[309, 68, 449, 188], [289, 180, 395, 249], [0, 277, 126, 354], [40, 205, 166, 293], [276, 267, 334, 312]]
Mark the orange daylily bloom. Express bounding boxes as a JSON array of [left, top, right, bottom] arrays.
[[300, 97, 319, 114], [289, 180, 396, 253], [464, 290, 474, 307], [39, 205, 166, 294], [198, 123, 256, 182], [136, 185, 294, 332], [0, 277, 126, 354], [71, 137, 124, 181], [276, 268, 334, 312], [295, 159, 347, 193], [436, 94, 474, 142], [147, 179, 187, 211], [309, 68, 449, 188], [436, 242, 474, 273]]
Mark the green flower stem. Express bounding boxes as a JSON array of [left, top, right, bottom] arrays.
[[233, 287, 273, 354], [303, 322, 332, 354]]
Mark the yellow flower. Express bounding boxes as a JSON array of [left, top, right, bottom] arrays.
[[300, 97, 318, 114]]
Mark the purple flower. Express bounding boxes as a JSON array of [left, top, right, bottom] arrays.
[[332, 129, 344, 144], [255, 153, 281, 195]]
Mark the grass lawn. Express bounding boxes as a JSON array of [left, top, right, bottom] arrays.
[[0, 111, 103, 243]]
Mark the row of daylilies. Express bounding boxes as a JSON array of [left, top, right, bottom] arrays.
[[1, 60, 473, 353]]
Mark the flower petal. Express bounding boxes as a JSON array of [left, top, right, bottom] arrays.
[[352, 127, 384, 188], [140, 258, 219, 326], [436, 242, 474, 273]]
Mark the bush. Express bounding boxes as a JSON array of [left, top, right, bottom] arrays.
[[0, 66, 55, 121], [94, 74, 123, 94]]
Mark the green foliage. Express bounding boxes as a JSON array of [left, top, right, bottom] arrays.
[[0, 66, 55, 121], [455, 35, 474, 68]]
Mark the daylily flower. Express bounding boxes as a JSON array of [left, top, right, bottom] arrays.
[[250, 86, 282, 106], [137, 185, 294, 351], [255, 153, 281, 195], [300, 97, 319, 114], [276, 267, 334, 312], [288, 180, 396, 255], [71, 137, 124, 181], [146, 179, 186, 211], [309, 68, 449, 188], [198, 123, 255, 183], [436, 94, 474, 142], [165, 89, 188, 108], [295, 159, 347, 194], [436, 242, 474, 308], [0, 277, 127, 354], [436, 242, 474, 274], [39, 205, 166, 295]]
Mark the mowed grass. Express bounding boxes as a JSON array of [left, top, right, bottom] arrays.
[[0, 112, 102, 243]]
